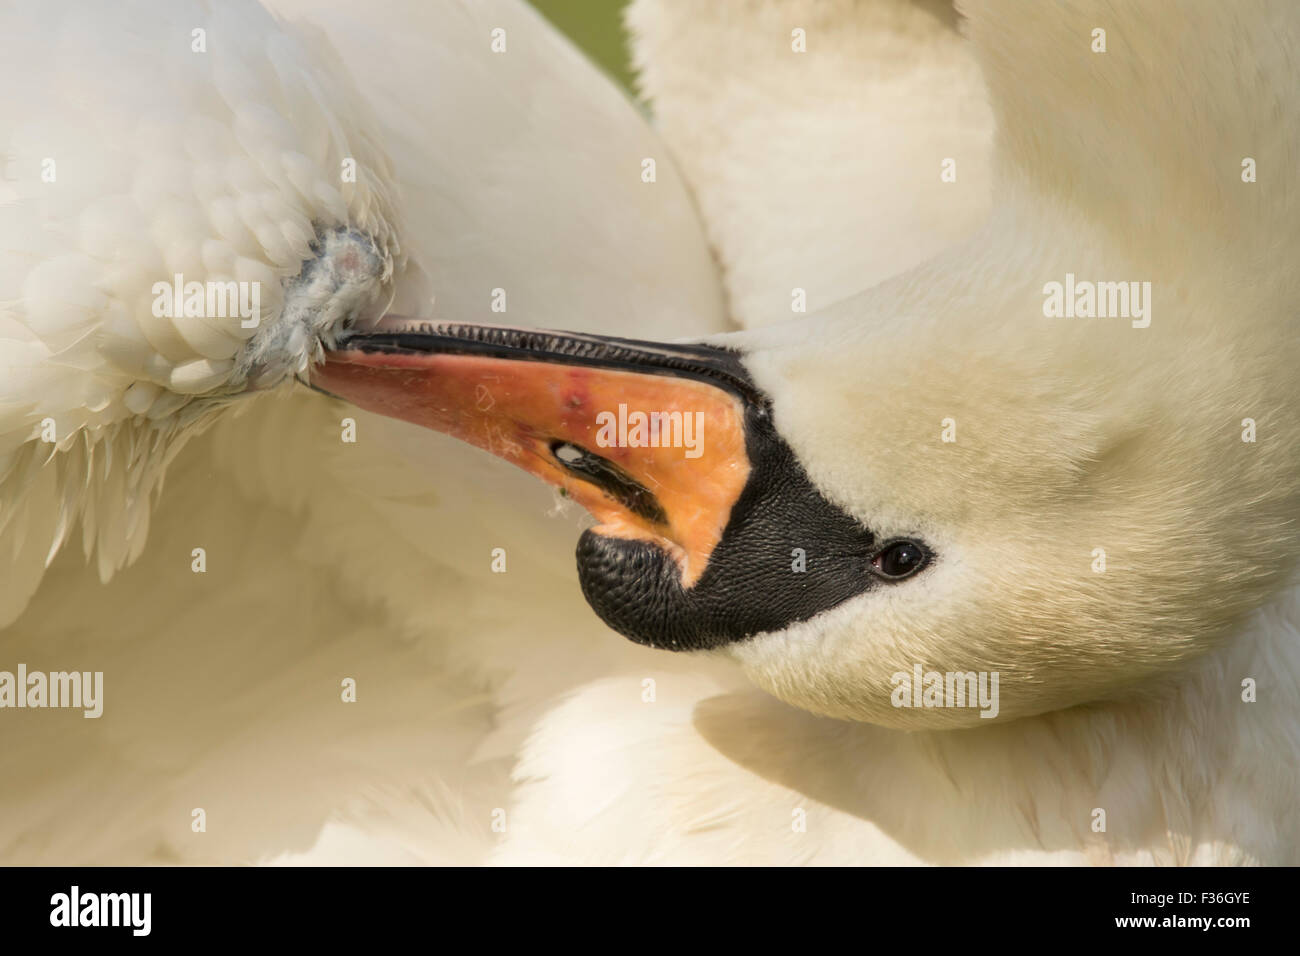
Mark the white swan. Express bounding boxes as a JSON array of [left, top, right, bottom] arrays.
[[5, 0, 1294, 867], [312, 0, 1300, 865], [0, 0, 730, 864]]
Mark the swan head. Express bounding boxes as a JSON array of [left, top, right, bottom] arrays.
[[316, 252, 1300, 727]]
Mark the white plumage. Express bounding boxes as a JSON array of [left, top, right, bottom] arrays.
[[3, 0, 1297, 866], [0, 0, 725, 864]]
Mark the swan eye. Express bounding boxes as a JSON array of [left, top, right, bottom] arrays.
[[873, 540, 927, 580]]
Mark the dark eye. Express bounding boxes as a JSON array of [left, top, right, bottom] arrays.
[[872, 540, 928, 580]]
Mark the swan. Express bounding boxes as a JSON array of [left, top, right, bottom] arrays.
[[4, 0, 1294, 867], [0, 0, 732, 863], [314, 0, 1300, 865]]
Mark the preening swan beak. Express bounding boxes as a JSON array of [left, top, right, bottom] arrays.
[[313, 322, 756, 587], [312, 321, 896, 650]]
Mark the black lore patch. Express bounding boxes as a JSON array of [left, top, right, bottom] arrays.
[[576, 387, 892, 651]]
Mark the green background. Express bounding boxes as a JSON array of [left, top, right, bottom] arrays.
[[528, 0, 637, 93]]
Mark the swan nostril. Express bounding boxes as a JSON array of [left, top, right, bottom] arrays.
[[553, 442, 584, 466], [547, 440, 669, 525]]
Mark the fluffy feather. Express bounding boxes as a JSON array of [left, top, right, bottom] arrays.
[[0, 0, 727, 864], [0, 0, 404, 624], [493, 0, 1300, 864]]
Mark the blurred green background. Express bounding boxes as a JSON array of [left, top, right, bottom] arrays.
[[528, 0, 637, 93]]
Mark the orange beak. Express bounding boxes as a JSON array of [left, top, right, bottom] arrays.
[[311, 322, 757, 587]]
